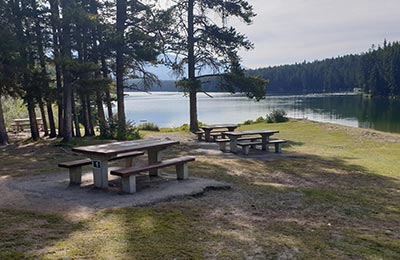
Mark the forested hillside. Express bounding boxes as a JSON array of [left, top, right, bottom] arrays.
[[248, 41, 400, 97]]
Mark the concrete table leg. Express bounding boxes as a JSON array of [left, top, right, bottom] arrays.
[[69, 167, 82, 185], [91, 155, 110, 188], [148, 149, 162, 177], [176, 163, 189, 180], [261, 135, 270, 151], [121, 175, 136, 193], [230, 137, 239, 153], [204, 129, 212, 142]]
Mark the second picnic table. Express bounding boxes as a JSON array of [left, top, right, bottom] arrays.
[[223, 130, 279, 153], [200, 124, 238, 142], [72, 139, 179, 188], [12, 118, 43, 132]]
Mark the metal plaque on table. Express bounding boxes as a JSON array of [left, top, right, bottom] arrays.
[[92, 161, 101, 168]]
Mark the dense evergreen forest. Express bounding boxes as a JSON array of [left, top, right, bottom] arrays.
[[248, 41, 400, 97]]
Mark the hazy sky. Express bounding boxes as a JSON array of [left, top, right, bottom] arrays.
[[235, 0, 400, 69]]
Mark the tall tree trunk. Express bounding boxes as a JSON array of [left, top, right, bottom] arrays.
[[87, 97, 95, 136], [187, 0, 198, 132], [71, 92, 81, 138], [60, 0, 73, 142], [49, 0, 63, 137], [0, 98, 9, 145], [96, 91, 106, 136], [89, 0, 107, 137], [12, 0, 40, 140], [80, 93, 90, 136], [101, 56, 113, 120], [46, 101, 57, 137], [27, 98, 40, 140], [116, 0, 127, 138], [99, 26, 113, 120], [32, 0, 49, 137], [38, 100, 49, 136]]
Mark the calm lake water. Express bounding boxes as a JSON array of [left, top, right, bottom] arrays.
[[124, 92, 400, 134]]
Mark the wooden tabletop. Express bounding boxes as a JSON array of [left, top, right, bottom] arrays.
[[201, 124, 237, 130], [14, 118, 42, 122], [72, 139, 179, 156], [223, 130, 279, 136]]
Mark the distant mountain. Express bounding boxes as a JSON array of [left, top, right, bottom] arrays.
[[125, 77, 222, 92]]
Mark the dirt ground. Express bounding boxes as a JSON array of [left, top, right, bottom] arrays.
[[0, 131, 238, 220]]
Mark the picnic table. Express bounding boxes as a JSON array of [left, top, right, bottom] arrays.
[[11, 118, 43, 132], [223, 130, 279, 153], [200, 124, 238, 142], [72, 139, 179, 188]]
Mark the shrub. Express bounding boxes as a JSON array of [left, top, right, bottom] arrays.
[[255, 116, 265, 123], [160, 124, 191, 132], [266, 109, 289, 123], [100, 116, 141, 140], [180, 124, 190, 131], [243, 119, 254, 125], [138, 122, 160, 132]]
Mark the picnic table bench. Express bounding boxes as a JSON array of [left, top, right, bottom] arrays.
[[199, 124, 238, 142], [11, 118, 43, 132], [237, 139, 287, 155], [58, 151, 145, 185], [215, 136, 260, 152], [111, 156, 195, 193], [223, 130, 285, 154]]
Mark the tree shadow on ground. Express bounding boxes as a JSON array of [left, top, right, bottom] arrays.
[[181, 152, 400, 259], [0, 209, 82, 259], [2, 136, 399, 259]]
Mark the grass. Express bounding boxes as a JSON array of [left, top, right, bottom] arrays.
[[1, 119, 400, 259], [0, 209, 81, 259], [40, 208, 205, 259]]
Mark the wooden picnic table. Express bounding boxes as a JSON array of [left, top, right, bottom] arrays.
[[200, 124, 238, 142], [12, 118, 43, 132], [72, 139, 179, 188], [223, 130, 279, 153]]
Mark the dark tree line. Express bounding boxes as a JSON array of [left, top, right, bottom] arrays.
[[248, 40, 400, 97]]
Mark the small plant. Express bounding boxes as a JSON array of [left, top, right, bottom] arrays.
[[138, 122, 160, 132], [123, 127, 141, 140], [255, 116, 265, 123], [100, 116, 141, 140], [243, 119, 254, 125], [266, 109, 289, 123], [160, 124, 190, 132], [180, 124, 190, 131]]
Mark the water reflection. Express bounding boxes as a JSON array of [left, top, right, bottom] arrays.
[[124, 92, 400, 133]]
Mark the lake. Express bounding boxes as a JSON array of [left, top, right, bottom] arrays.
[[124, 92, 400, 134]]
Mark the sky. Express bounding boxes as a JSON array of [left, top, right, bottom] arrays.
[[234, 0, 400, 69], [151, 0, 400, 79]]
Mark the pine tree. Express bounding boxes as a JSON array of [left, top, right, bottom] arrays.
[[163, 0, 262, 132]]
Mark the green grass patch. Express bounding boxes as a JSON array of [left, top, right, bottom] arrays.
[[38, 208, 205, 259], [238, 119, 400, 177], [0, 209, 81, 259]]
